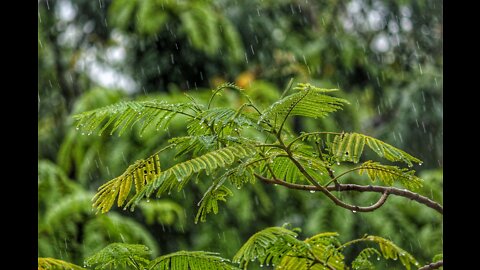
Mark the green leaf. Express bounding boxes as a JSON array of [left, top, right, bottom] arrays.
[[363, 235, 419, 270], [351, 248, 381, 270], [148, 251, 238, 270], [195, 185, 233, 223], [84, 243, 152, 269], [38, 257, 84, 270], [358, 161, 423, 190], [277, 232, 345, 270], [73, 100, 196, 136], [233, 226, 302, 269], [330, 132, 422, 166], [92, 154, 162, 213], [260, 83, 348, 127], [124, 144, 256, 211]]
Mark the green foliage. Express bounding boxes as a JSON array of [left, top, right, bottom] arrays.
[[41, 192, 94, 234], [325, 132, 423, 167], [232, 226, 301, 268], [260, 83, 349, 128], [148, 251, 238, 270], [40, 0, 442, 268], [432, 254, 443, 263], [360, 235, 419, 270], [108, 0, 243, 62], [351, 248, 381, 270], [84, 243, 152, 269], [68, 81, 439, 269], [38, 160, 82, 210], [276, 232, 345, 270], [195, 185, 234, 223], [76, 82, 428, 226], [358, 161, 423, 190], [73, 100, 196, 136], [234, 226, 418, 270], [38, 257, 84, 270], [358, 161, 422, 190], [92, 153, 162, 213]]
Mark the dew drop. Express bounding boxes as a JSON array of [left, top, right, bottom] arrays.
[[309, 190, 316, 193]]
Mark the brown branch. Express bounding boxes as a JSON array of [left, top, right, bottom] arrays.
[[255, 174, 443, 214], [255, 174, 389, 212], [418, 260, 443, 270]]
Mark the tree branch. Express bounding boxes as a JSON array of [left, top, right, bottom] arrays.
[[254, 174, 443, 214], [418, 260, 443, 270], [255, 174, 389, 212]]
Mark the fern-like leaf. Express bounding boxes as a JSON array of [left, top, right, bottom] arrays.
[[277, 232, 345, 270], [92, 154, 161, 213], [358, 161, 423, 190], [351, 248, 381, 270], [363, 235, 419, 270], [169, 135, 217, 158], [124, 144, 256, 211], [195, 185, 233, 223], [233, 226, 302, 269], [84, 243, 152, 269], [260, 83, 348, 126], [38, 257, 84, 270], [73, 100, 196, 136], [147, 251, 237, 270], [226, 161, 257, 189], [330, 132, 422, 166]]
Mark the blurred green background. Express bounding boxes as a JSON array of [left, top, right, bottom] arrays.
[[38, 0, 442, 269]]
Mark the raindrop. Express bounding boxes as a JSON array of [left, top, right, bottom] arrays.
[[352, 210, 357, 213]]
